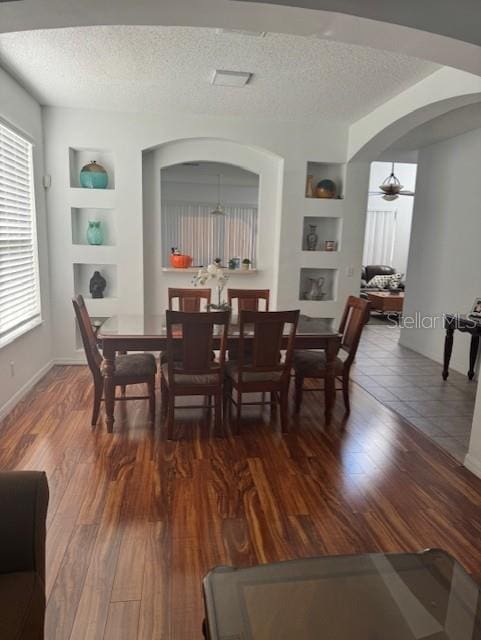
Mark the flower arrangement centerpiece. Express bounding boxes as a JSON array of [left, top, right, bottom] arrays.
[[192, 260, 230, 311]]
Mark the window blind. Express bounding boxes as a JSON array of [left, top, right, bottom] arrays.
[[161, 201, 257, 267], [0, 123, 41, 341]]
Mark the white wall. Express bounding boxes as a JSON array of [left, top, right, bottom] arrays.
[[0, 66, 52, 418], [400, 128, 481, 373], [43, 106, 371, 361], [364, 161, 416, 274]]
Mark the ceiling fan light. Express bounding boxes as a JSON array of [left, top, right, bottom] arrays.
[[382, 193, 399, 202], [211, 203, 225, 215]]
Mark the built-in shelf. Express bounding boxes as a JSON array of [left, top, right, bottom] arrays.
[[299, 300, 338, 317], [69, 188, 116, 210], [161, 267, 259, 274], [302, 216, 342, 252], [304, 197, 344, 216], [299, 268, 338, 302], [69, 147, 115, 189], [305, 161, 345, 199], [73, 262, 118, 299], [71, 207, 116, 246]]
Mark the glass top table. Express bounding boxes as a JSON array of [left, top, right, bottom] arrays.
[[203, 549, 481, 640], [98, 314, 336, 338], [97, 314, 341, 432]]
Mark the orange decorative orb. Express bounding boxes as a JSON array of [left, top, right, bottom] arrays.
[[170, 254, 193, 268]]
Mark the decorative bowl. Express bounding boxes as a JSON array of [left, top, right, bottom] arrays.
[[316, 179, 337, 199], [170, 254, 193, 268]]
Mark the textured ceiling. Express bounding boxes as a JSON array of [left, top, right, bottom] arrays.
[[0, 26, 438, 123]]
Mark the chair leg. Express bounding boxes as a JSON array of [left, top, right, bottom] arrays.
[[214, 392, 222, 436], [270, 391, 278, 418], [167, 393, 175, 440], [236, 390, 242, 434], [280, 388, 289, 433], [91, 379, 102, 426], [294, 374, 304, 413], [160, 376, 168, 418], [342, 372, 351, 414], [148, 378, 156, 423]]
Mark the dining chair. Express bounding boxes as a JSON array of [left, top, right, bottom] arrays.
[[72, 295, 157, 427], [293, 296, 369, 414], [161, 310, 230, 439], [224, 309, 300, 433], [227, 288, 270, 312], [168, 287, 211, 311]]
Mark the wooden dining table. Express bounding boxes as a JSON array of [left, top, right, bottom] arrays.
[[97, 314, 341, 432]]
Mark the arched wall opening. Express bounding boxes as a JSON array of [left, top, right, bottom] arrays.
[[141, 137, 284, 314], [349, 92, 481, 474]]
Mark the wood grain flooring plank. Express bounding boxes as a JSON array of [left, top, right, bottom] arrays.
[[1, 366, 481, 639], [104, 601, 140, 640]]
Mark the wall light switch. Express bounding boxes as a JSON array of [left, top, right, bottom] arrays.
[[346, 266, 354, 277], [42, 175, 51, 188]]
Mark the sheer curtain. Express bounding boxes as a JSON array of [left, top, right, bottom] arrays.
[[161, 201, 257, 266], [362, 210, 397, 265]]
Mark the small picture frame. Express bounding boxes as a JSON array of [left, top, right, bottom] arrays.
[[469, 297, 481, 317]]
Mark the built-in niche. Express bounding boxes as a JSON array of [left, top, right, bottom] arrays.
[[305, 161, 345, 199], [71, 207, 116, 246], [73, 263, 118, 300], [160, 161, 259, 268], [302, 216, 342, 252], [299, 268, 338, 302], [69, 147, 115, 189]]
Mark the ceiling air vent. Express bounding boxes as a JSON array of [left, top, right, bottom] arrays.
[[211, 70, 252, 87]]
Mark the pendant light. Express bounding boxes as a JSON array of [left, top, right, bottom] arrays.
[[379, 162, 402, 201], [211, 174, 225, 215]]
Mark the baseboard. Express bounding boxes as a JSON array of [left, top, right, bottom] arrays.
[[463, 453, 481, 479], [0, 360, 54, 422], [52, 357, 86, 365]]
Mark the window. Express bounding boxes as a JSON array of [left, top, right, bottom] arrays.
[[362, 209, 397, 266], [161, 202, 257, 267], [0, 122, 41, 344]]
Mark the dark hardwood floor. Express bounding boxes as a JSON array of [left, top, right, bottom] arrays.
[[1, 365, 481, 639]]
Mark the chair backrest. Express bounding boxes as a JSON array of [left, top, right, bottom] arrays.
[[72, 295, 102, 377], [338, 296, 370, 365], [227, 288, 270, 313], [168, 288, 211, 312], [237, 310, 299, 382], [165, 310, 230, 380]]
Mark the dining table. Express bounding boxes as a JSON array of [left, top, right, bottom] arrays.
[[97, 314, 341, 432]]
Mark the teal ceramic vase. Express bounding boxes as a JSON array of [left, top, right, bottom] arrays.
[[87, 221, 104, 245], [80, 160, 108, 189]]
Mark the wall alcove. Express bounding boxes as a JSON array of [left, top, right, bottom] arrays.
[[141, 138, 284, 314]]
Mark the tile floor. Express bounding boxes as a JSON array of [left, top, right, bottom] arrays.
[[352, 320, 477, 462]]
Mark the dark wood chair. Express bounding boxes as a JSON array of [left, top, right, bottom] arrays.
[[224, 309, 299, 433], [168, 287, 211, 311], [227, 288, 270, 312], [72, 295, 157, 427], [293, 296, 370, 414], [161, 310, 230, 439]]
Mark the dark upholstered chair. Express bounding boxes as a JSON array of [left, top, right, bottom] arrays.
[[224, 309, 299, 433], [293, 296, 369, 414], [161, 310, 230, 439], [0, 471, 49, 640], [73, 295, 157, 427]]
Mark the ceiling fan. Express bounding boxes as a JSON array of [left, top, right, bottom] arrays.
[[369, 162, 415, 201]]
